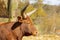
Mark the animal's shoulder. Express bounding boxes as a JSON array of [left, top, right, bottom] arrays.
[[0, 22, 13, 25]]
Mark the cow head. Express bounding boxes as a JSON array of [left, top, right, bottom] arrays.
[[17, 4, 38, 36], [17, 16, 38, 36]]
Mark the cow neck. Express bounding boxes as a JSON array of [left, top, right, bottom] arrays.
[[11, 21, 22, 30], [16, 27, 24, 40]]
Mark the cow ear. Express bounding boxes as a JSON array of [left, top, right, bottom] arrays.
[[17, 16, 22, 21]]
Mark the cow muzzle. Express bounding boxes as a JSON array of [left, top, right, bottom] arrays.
[[32, 31, 38, 36]]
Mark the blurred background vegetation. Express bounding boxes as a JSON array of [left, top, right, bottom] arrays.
[[0, 0, 60, 40]]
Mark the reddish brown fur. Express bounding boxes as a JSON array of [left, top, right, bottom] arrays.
[[0, 16, 38, 40], [0, 25, 17, 40]]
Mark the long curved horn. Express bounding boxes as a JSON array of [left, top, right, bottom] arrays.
[[21, 3, 37, 19], [21, 3, 29, 19], [24, 8, 37, 17]]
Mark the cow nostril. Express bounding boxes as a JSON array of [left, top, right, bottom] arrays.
[[36, 31, 38, 34], [35, 31, 38, 34], [33, 31, 38, 36]]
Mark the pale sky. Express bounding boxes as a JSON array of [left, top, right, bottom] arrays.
[[29, 0, 60, 5], [21, 0, 60, 5], [43, 0, 60, 5], [29, 0, 38, 4]]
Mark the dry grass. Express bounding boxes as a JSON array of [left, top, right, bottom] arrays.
[[22, 34, 60, 40]]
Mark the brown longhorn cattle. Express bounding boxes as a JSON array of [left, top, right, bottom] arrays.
[[0, 4, 38, 40], [0, 16, 38, 40]]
